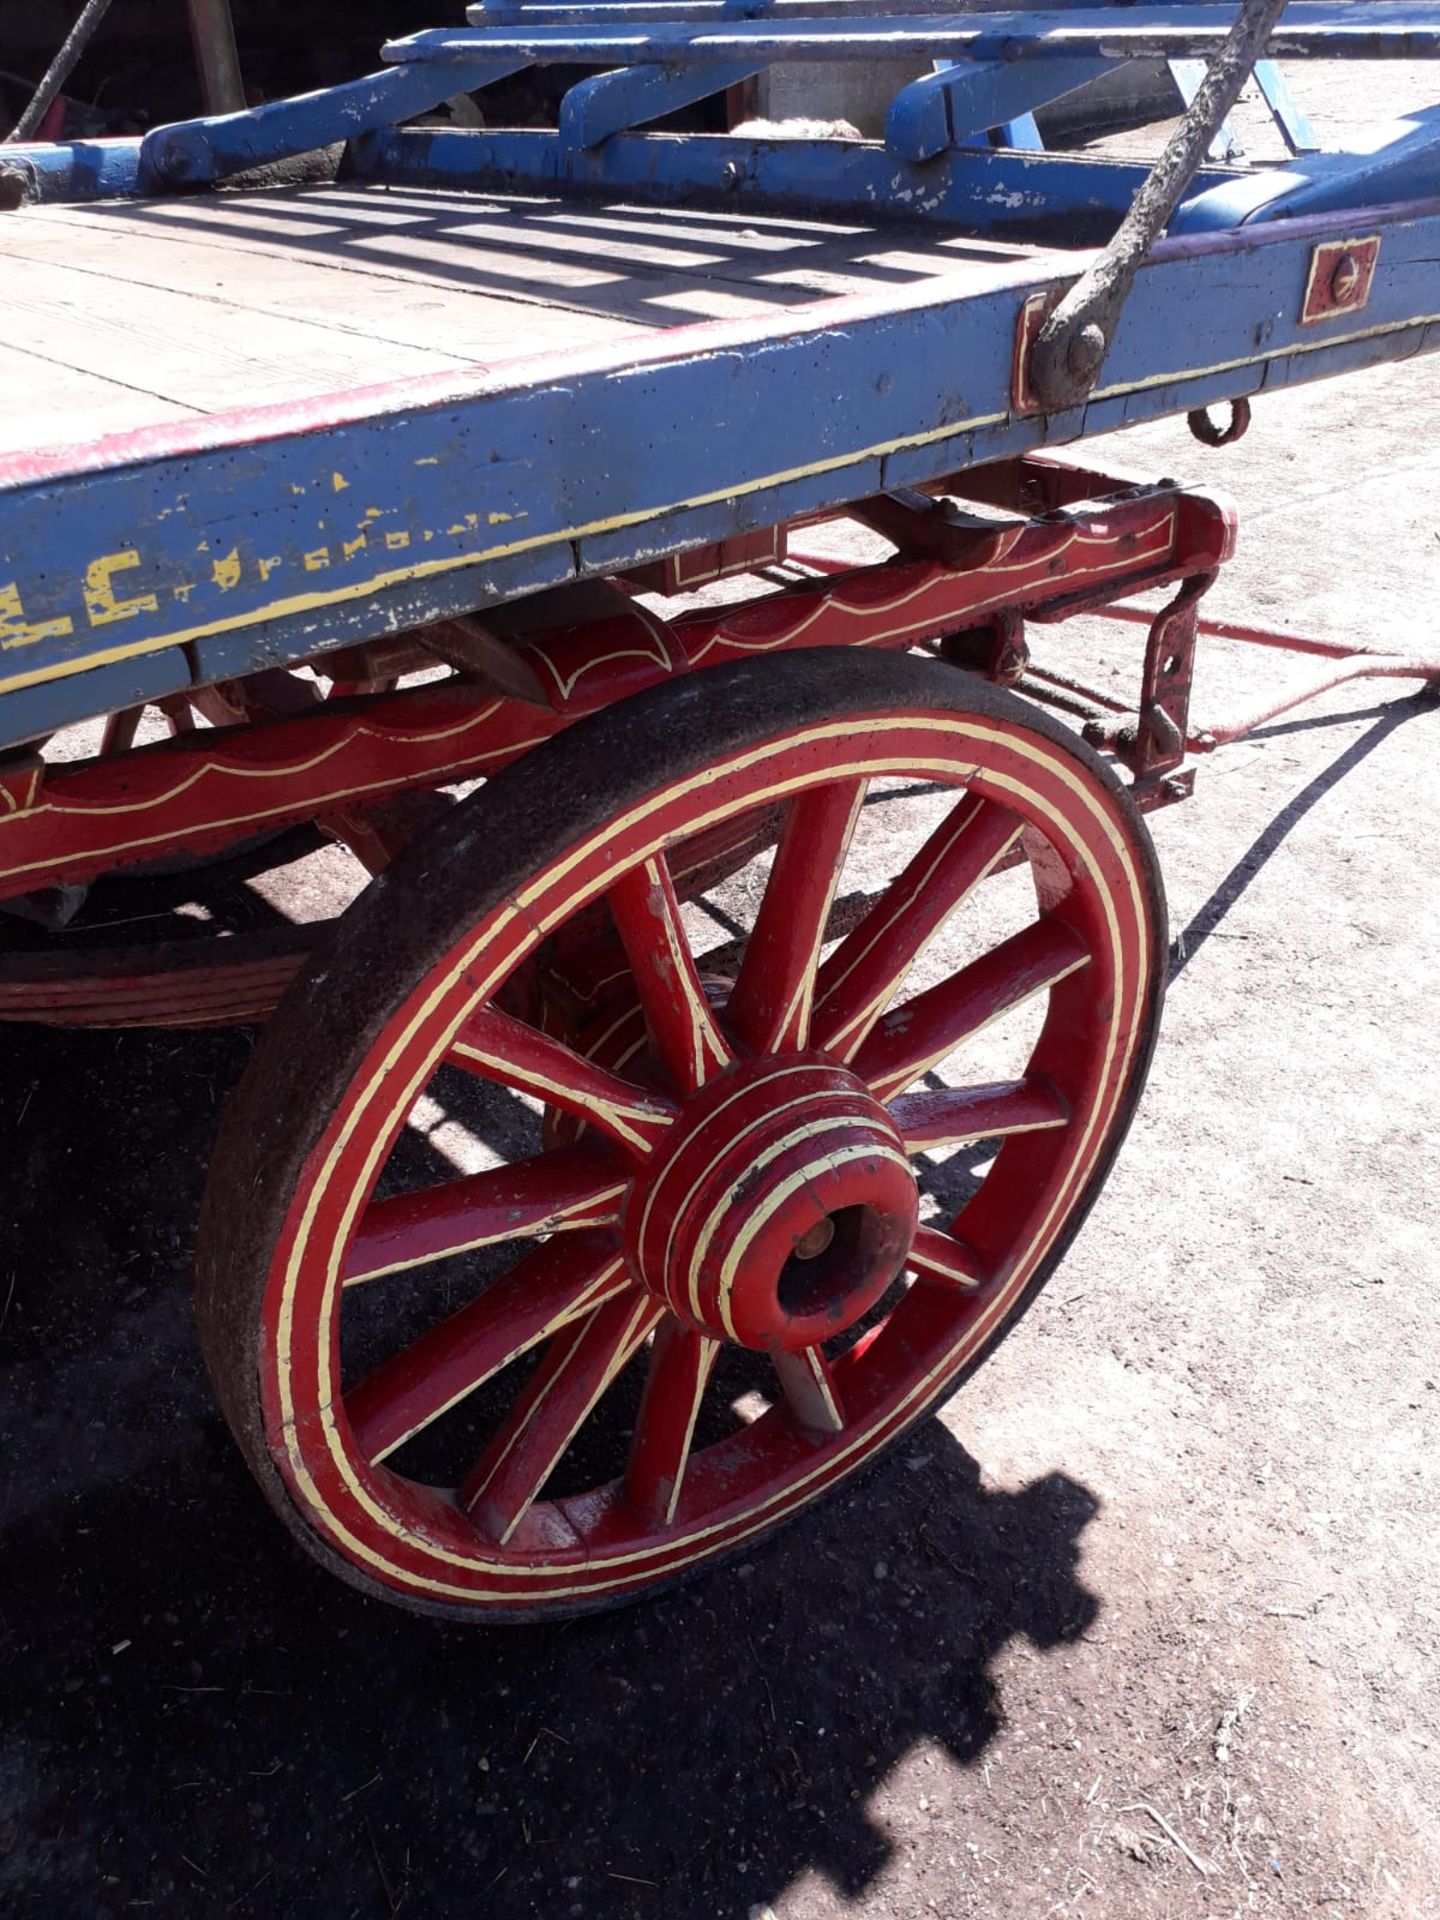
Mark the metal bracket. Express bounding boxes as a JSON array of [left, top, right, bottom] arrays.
[[1079, 572, 1216, 794], [1187, 397, 1252, 447], [1011, 291, 1060, 418], [1025, 0, 1289, 413], [1300, 235, 1381, 324]]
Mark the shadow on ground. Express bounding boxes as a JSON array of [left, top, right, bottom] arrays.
[[1169, 690, 1435, 981], [0, 1023, 1100, 1920]]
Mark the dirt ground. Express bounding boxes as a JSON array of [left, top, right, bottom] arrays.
[[3, 86, 1440, 1920]]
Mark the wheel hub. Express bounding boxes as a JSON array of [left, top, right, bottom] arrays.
[[624, 1058, 918, 1352]]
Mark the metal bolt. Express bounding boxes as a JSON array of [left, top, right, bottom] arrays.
[[1329, 251, 1361, 306], [158, 139, 195, 184], [1066, 322, 1107, 382], [793, 1218, 836, 1261], [720, 159, 743, 189]]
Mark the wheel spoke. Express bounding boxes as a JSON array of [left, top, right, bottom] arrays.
[[609, 854, 732, 1094], [854, 917, 1090, 1102], [448, 1003, 678, 1156], [812, 793, 1022, 1061], [344, 1145, 629, 1287], [772, 1346, 845, 1434], [624, 1320, 721, 1526], [888, 1076, 1069, 1154], [726, 778, 867, 1055], [344, 1233, 633, 1467], [461, 1291, 663, 1544], [908, 1224, 986, 1292]]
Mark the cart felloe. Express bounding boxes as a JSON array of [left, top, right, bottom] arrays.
[[1, 3, 1437, 1617]]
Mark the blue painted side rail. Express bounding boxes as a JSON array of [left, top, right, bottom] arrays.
[[386, 6, 1440, 66], [137, 60, 525, 190], [2, 194, 1437, 743], [354, 124, 1235, 238]]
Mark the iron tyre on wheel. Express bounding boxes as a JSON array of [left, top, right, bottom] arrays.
[[196, 650, 1166, 1620]]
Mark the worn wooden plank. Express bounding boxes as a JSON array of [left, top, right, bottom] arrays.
[[0, 222, 640, 369], [0, 254, 476, 420], [1, 203, 657, 364], [0, 341, 198, 460], [20, 185, 993, 298], [0, 190, 1020, 450]]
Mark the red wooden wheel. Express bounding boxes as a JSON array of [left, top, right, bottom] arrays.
[[196, 651, 1165, 1619]]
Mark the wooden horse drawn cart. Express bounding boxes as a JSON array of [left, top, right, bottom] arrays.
[[1, 1, 1437, 1618]]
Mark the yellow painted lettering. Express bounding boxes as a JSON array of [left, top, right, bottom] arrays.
[[258, 556, 283, 582], [383, 531, 411, 552], [211, 548, 242, 591], [304, 548, 331, 572], [0, 582, 75, 651], [84, 552, 159, 628], [332, 471, 349, 493]]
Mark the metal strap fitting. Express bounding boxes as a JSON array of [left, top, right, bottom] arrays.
[[1025, 0, 1290, 413]]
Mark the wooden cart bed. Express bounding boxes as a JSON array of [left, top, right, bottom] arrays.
[[0, 185, 1045, 459]]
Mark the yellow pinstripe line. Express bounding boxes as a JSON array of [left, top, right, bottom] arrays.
[[7, 290, 1436, 705], [775, 1348, 845, 1433], [342, 1179, 628, 1288], [908, 1234, 982, 1291], [773, 777, 866, 1051], [899, 1108, 1066, 1153], [0, 731, 534, 888], [450, 1038, 667, 1153], [867, 948, 1092, 1103], [638, 1076, 856, 1300], [464, 1314, 593, 1517], [5, 704, 502, 821], [286, 722, 1137, 1590], [824, 809, 1025, 1063], [366, 1258, 629, 1466], [713, 1142, 916, 1343], [656, 1335, 720, 1528], [272, 712, 1148, 1600], [686, 519, 1176, 666], [684, 1111, 876, 1328], [486, 1297, 661, 1546]]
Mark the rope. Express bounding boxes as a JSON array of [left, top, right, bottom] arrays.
[[7, 0, 119, 144]]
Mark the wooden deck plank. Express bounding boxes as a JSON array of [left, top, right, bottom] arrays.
[[13, 184, 993, 310], [0, 183, 1024, 456], [0, 219, 647, 367], [0, 344, 198, 458], [0, 253, 481, 415]]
